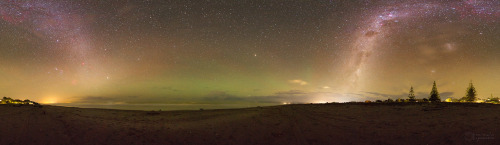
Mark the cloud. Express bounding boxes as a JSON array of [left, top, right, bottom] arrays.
[[288, 79, 308, 85], [202, 91, 245, 102], [199, 90, 343, 104], [416, 91, 454, 98], [74, 90, 430, 105], [362, 91, 455, 100], [275, 90, 308, 96], [440, 92, 454, 98], [363, 91, 407, 99], [72, 95, 192, 104], [364, 30, 378, 37], [76, 96, 112, 103], [198, 90, 311, 103], [74, 96, 138, 104], [161, 87, 179, 92]]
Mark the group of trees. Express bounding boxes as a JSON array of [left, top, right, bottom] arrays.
[[379, 81, 441, 103], [374, 81, 499, 103], [1, 97, 41, 106]]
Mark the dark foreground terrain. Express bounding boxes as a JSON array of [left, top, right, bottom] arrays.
[[0, 103, 498, 145]]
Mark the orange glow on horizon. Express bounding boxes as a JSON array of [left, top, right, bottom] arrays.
[[41, 97, 59, 104]]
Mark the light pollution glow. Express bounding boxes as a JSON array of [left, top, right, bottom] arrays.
[[0, 0, 499, 107]]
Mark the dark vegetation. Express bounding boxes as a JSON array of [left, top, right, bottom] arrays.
[[428, 81, 441, 102], [359, 81, 499, 104], [1, 96, 42, 107]]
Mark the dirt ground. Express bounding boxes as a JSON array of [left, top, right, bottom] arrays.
[[0, 103, 498, 145]]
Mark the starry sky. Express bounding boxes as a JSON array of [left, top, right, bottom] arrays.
[[0, 0, 499, 105]]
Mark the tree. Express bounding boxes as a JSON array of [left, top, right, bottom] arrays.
[[395, 98, 403, 103], [464, 81, 477, 102], [408, 86, 416, 102], [429, 81, 441, 102]]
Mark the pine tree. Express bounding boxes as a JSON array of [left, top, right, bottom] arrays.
[[464, 81, 477, 102], [429, 81, 441, 102], [408, 86, 416, 102]]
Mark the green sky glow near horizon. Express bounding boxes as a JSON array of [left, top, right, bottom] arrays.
[[0, 0, 499, 105]]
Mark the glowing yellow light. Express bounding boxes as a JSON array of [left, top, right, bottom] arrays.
[[314, 101, 327, 104], [41, 97, 59, 104]]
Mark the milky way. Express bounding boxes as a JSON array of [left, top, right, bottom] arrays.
[[0, 0, 499, 106], [343, 0, 500, 93]]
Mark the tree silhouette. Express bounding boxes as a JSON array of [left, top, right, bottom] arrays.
[[408, 86, 416, 102], [429, 81, 441, 102], [464, 81, 477, 102], [23, 99, 31, 105]]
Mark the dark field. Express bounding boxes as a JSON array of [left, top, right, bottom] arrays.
[[0, 103, 498, 145]]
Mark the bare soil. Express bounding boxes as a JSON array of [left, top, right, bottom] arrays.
[[0, 103, 498, 145]]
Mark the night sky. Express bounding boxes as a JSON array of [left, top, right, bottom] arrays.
[[0, 0, 499, 105]]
